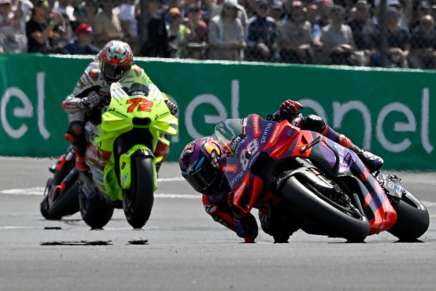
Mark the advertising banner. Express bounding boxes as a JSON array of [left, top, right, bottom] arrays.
[[0, 54, 434, 169]]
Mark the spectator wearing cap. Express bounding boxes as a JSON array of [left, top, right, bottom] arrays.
[[277, 1, 312, 63], [375, 0, 410, 30], [208, 0, 245, 60], [64, 22, 98, 54], [94, 0, 124, 48], [0, 0, 27, 52], [319, 5, 356, 65], [268, 0, 283, 22], [26, 0, 62, 52], [348, 0, 378, 65], [167, 7, 190, 57], [140, 0, 170, 57], [245, 0, 277, 61], [409, 14, 436, 69], [373, 8, 410, 67], [182, 3, 208, 59]]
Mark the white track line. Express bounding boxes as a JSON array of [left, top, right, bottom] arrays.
[[0, 187, 198, 199], [0, 176, 186, 196], [157, 177, 184, 182], [0, 184, 435, 206], [0, 187, 201, 199]]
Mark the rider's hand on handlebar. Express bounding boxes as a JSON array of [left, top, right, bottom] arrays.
[[81, 93, 103, 109], [165, 99, 178, 115], [279, 99, 303, 121]]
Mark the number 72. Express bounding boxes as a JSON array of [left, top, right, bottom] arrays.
[[127, 97, 154, 113]]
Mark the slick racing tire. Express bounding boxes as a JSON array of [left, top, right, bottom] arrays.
[[123, 155, 154, 229], [279, 174, 370, 242], [388, 191, 430, 241], [40, 178, 80, 220], [40, 153, 80, 220], [79, 186, 114, 229]]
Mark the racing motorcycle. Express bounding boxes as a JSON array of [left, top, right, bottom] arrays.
[[40, 83, 178, 229], [214, 115, 430, 242]]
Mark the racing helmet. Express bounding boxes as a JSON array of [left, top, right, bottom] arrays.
[[179, 137, 229, 195], [99, 40, 133, 82]]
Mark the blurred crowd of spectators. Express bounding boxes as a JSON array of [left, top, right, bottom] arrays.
[[1, 0, 436, 69]]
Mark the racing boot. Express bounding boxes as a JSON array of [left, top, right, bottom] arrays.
[[355, 149, 384, 173], [64, 121, 89, 172], [74, 151, 88, 172]]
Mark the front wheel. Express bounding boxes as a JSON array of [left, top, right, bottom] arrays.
[[279, 172, 370, 242], [123, 155, 155, 229], [388, 191, 430, 241]]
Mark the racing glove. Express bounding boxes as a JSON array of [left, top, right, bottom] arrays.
[[279, 99, 303, 121], [62, 93, 103, 113]]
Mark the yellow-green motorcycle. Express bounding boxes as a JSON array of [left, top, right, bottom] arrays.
[[78, 82, 178, 229]]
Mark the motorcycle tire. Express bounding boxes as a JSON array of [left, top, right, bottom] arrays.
[[40, 154, 80, 220], [40, 178, 80, 220], [388, 191, 430, 241], [79, 186, 114, 229], [279, 174, 370, 242], [123, 155, 154, 229]]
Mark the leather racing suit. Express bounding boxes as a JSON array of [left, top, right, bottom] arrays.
[[62, 60, 177, 171]]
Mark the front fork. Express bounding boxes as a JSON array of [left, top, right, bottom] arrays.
[[119, 144, 157, 191]]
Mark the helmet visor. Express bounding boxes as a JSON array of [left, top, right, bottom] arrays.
[[102, 62, 131, 81], [183, 158, 221, 193]]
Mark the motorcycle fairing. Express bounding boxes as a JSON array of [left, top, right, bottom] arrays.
[[86, 83, 178, 201], [220, 114, 396, 233], [222, 114, 303, 214]]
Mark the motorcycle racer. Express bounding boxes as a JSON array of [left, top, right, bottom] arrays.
[[62, 40, 178, 172], [179, 99, 388, 243]]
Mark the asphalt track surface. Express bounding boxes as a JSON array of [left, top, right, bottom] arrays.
[[0, 157, 435, 291]]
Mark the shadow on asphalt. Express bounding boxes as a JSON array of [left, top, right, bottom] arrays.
[[40, 240, 113, 246]]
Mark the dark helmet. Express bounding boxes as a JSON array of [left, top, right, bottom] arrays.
[[179, 137, 229, 195], [99, 40, 133, 82]]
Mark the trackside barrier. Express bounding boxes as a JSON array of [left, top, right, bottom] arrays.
[[0, 54, 434, 169]]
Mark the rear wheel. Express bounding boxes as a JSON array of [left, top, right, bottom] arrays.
[[123, 155, 154, 229], [40, 179, 80, 220], [79, 177, 114, 229], [279, 172, 370, 242], [388, 191, 430, 241], [40, 154, 80, 220]]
